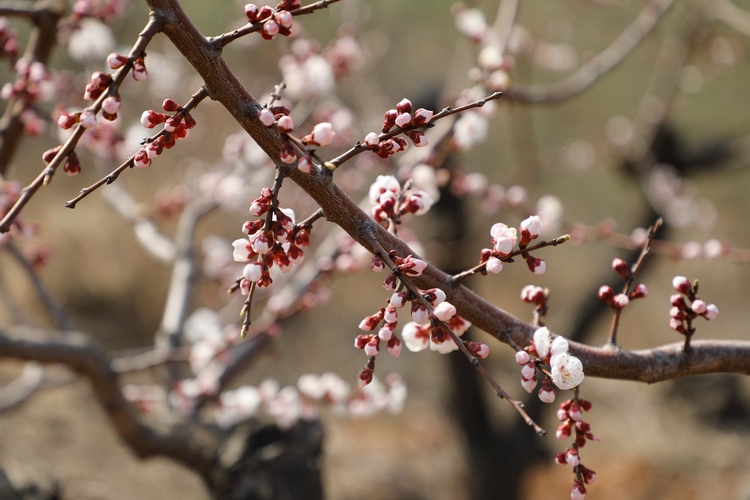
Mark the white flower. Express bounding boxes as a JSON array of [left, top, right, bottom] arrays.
[[368, 175, 401, 205], [533, 326, 552, 359], [520, 215, 544, 238], [550, 352, 585, 390], [401, 322, 429, 352]]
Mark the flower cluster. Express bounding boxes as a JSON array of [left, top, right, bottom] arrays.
[[245, 1, 297, 40], [555, 398, 598, 500], [132, 99, 196, 168], [597, 257, 648, 310], [0, 17, 19, 65], [232, 187, 310, 291], [480, 215, 545, 274], [669, 276, 718, 334], [363, 98, 433, 158], [368, 175, 435, 227], [516, 326, 584, 402], [1, 59, 50, 136]]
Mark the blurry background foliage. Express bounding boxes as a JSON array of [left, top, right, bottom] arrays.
[[1, 0, 750, 499]]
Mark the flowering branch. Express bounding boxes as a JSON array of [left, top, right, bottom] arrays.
[[65, 86, 208, 208], [0, 15, 163, 232], [143, 0, 750, 387]]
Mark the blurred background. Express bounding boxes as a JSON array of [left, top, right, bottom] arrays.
[[1, 0, 750, 498]]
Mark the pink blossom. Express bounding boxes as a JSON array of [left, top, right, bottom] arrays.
[[570, 481, 587, 500], [598, 285, 614, 302], [490, 223, 517, 256], [101, 96, 121, 115], [539, 385, 556, 403], [232, 239, 253, 262], [395, 112, 411, 128], [79, 109, 97, 129]]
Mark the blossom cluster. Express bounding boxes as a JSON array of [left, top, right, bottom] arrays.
[[368, 175, 435, 226], [555, 398, 598, 500], [480, 215, 545, 274], [0, 58, 49, 137], [363, 98, 433, 158], [133, 98, 196, 168], [669, 275, 719, 334], [232, 187, 310, 291], [515, 326, 584, 402], [597, 257, 649, 310], [244, 1, 298, 40]]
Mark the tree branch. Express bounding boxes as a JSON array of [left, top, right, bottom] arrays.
[[0, 326, 218, 474], [507, 0, 674, 103]]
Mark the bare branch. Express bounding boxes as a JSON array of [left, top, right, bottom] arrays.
[[0, 326, 217, 474], [508, 0, 674, 103]]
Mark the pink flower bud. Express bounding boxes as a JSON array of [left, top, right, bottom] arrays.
[[395, 112, 411, 128], [612, 293, 629, 309], [612, 257, 630, 279], [570, 481, 587, 500], [521, 376, 536, 393], [370, 256, 385, 273], [598, 285, 614, 303], [378, 326, 393, 341], [259, 108, 275, 126], [630, 283, 648, 299], [244, 3, 259, 22], [57, 113, 79, 130], [382, 109, 397, 132], [133, 149, 151, 169], [520, 215, 543, 239], [257, 5, 273, 20], [262, 19, 279, 38], [564, 447, 580, 467], [411, 302, 428, 324], [486, 256, 503, 274], [243, 262, 263, 282], [101, 96, 121, 115], [79, 109, 97, 129], [467, 341, 489, 358], [515, 350, 530, 365], [412, 108, 433, 126], [704, 303, 719, 320], [669, 317, 685, 333], [387, 337, 401, 357], [396, 98, 412, 114], [275, 10, 293, 28], [539, 385, 556, 403], [670, 294, 687, 307], [691, 299, 707, 314], [106, 52, 128, 70], [298, 155, 313, 173], [364, 337, 379, 356], [521, 362, 536, 379], [276, 115, 294, 133], [307, 122, 335, 147], [672, 276, 691, 294], [364, 132, 380, 147]]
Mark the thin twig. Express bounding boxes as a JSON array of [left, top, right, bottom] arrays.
[[508, 0, 674, 103], [607, 218, 662, 346]]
